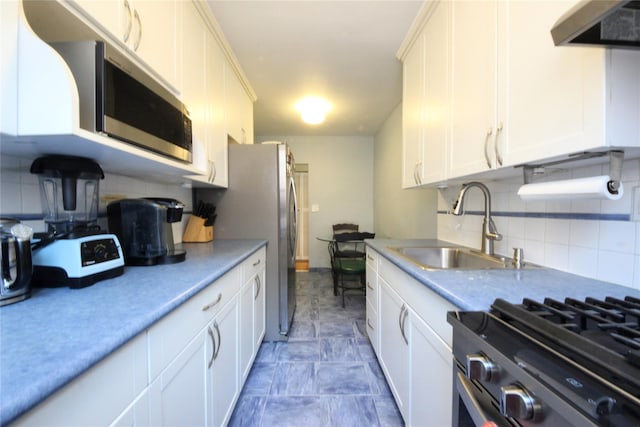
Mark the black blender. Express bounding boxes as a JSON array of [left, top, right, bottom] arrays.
[[30, 155, 124, 288]]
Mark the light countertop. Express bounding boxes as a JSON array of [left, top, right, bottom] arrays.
[[0, 239, 266, 426], [365, 239, 640, 311]]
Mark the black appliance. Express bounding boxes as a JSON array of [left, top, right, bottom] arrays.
[[448, 296, 640, 426], [50, 41, 192, 162], [107, 198, 186, 266]]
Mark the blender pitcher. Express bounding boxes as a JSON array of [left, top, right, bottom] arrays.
[[30, 155, 104, 236]]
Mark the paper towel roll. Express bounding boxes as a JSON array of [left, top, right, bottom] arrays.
[[517, 175, 624, 200]]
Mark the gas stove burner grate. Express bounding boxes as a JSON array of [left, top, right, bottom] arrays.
[[491, 296, 640, 397]]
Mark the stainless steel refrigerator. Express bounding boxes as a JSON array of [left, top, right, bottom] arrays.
[[195, 143, 297, 341]]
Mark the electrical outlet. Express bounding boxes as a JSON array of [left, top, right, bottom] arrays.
[[633, 186, 640, 221]]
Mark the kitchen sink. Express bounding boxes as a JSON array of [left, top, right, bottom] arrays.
[[388, 246, 530, 270]]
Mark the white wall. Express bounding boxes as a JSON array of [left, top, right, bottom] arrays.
[[0, 155, 193, 238], [373, 103, 438, 239], [256, 136, 374, 268], [437, 160, 640, 289]]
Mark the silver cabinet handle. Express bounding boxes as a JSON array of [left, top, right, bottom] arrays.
[[253, 259, 261, 267], [366, 281, 374, 291], [367, 254, 374, 262], [367, 318, 374, 330], [398, 304, 409, 345], [254, 275, 261, 300], [123, 0, 132, 43], [212, 321, 221, 361], [211, 161, 217, 183], [202, 293, 222, 311], [484, 127, 493, 169], [207, 326, 216, 368], [494, 122, 503, 166], [133, 9, 142, 51]]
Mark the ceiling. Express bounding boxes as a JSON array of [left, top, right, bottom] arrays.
[[206, 1, 424, 137]]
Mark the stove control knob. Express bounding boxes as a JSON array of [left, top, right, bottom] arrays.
[[466, 354, 498, 382], [500, 384, 541, 421]]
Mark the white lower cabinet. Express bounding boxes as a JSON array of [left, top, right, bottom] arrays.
[[379, 278, 411, 420], [148, 330, 209, 426], [370, 248, 457, 427], [239, 260, 266, 382], [409, 309, 452, 427], [13, 247, 266, 427], [209, 297, 240, 427]]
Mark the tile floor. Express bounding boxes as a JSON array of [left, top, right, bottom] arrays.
[[228, 270, 404, 427]]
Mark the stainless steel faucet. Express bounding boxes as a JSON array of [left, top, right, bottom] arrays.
[[451, 182, 502, 256]]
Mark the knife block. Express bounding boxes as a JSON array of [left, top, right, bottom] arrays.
[[182, 216, 213, 243]]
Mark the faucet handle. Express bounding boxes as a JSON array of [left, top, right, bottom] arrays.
[[487, 219, 502, 241]]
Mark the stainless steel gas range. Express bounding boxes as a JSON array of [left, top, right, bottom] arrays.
[[448, 296, 640, 426]]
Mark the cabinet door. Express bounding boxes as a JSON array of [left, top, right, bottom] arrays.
[[72, 0, 121, 39], [209, 296, 240, 427], [409, 310, 453, 427], [181, 1, 208, 174], [239, 275, 255, 382], [225, 62, 252, 144], [148, 330, 209, 427], [500, 0, 606, 166], [206, 30, 228, 186], [401, 30, 424, 188], [254, 267, 266, 349], [132, 0, 180, 90], [450, 0, 498, 177], [421, 0, 450, 184], [378, 278, 410, 421]]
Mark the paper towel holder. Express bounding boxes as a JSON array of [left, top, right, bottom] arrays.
[[517, 150, 624, 193]]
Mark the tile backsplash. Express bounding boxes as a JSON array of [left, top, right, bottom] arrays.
[[0, 155, 193, 239], [437, 159, 640, 290]]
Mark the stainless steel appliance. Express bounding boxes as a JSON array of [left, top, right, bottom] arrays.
[[551, 1, 640, 48], [448, 296, 640, 426], [30, 155, 124, 288], [50, 41, 192, 162], [195, 143, 298, 341], [0, 218, 33, 306], [107, 198, 186, 266]]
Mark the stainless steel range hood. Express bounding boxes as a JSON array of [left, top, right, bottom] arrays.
[[551, 0, 640, 48]]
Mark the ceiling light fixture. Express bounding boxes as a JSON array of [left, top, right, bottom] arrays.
[[295, 97, 331, 125]]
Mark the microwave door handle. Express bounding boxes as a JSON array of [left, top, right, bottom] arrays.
[[456, 372, 506, 427]]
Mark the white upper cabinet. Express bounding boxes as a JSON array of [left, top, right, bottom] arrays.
[[499, 1, 640, 167], [72, 0, 181, 91], [449, 0, 498, 177], [401, 26, 425, 188], [401, 1, 450, 188], [400, 0, 640, 187], [225, 62, 254, 145]]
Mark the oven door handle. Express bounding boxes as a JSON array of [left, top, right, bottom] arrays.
[[456, 371, 506, 427]]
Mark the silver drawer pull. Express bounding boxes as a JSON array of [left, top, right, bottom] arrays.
[[367, 318, 374, 330], [253, 259, 261, 267], [202, 294, 222, 311], [366, 282, 374, 290]]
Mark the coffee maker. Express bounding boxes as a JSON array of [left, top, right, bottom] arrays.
[[30, 155, 124, 288], [107, 198, 186, 266]]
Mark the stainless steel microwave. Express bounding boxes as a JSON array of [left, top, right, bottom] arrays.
[[51, 41, 192, 163]]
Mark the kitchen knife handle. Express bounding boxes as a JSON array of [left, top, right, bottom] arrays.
[[202, 293, 222, 311]]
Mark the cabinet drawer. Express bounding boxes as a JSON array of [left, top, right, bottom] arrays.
[[379, 257, 457, 346], [148, 266, 241, 380], [365, 263, 377, 308], [366, 248, 378, 271], [366, 299, 378, 352], [242, 247, 266, 283]]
